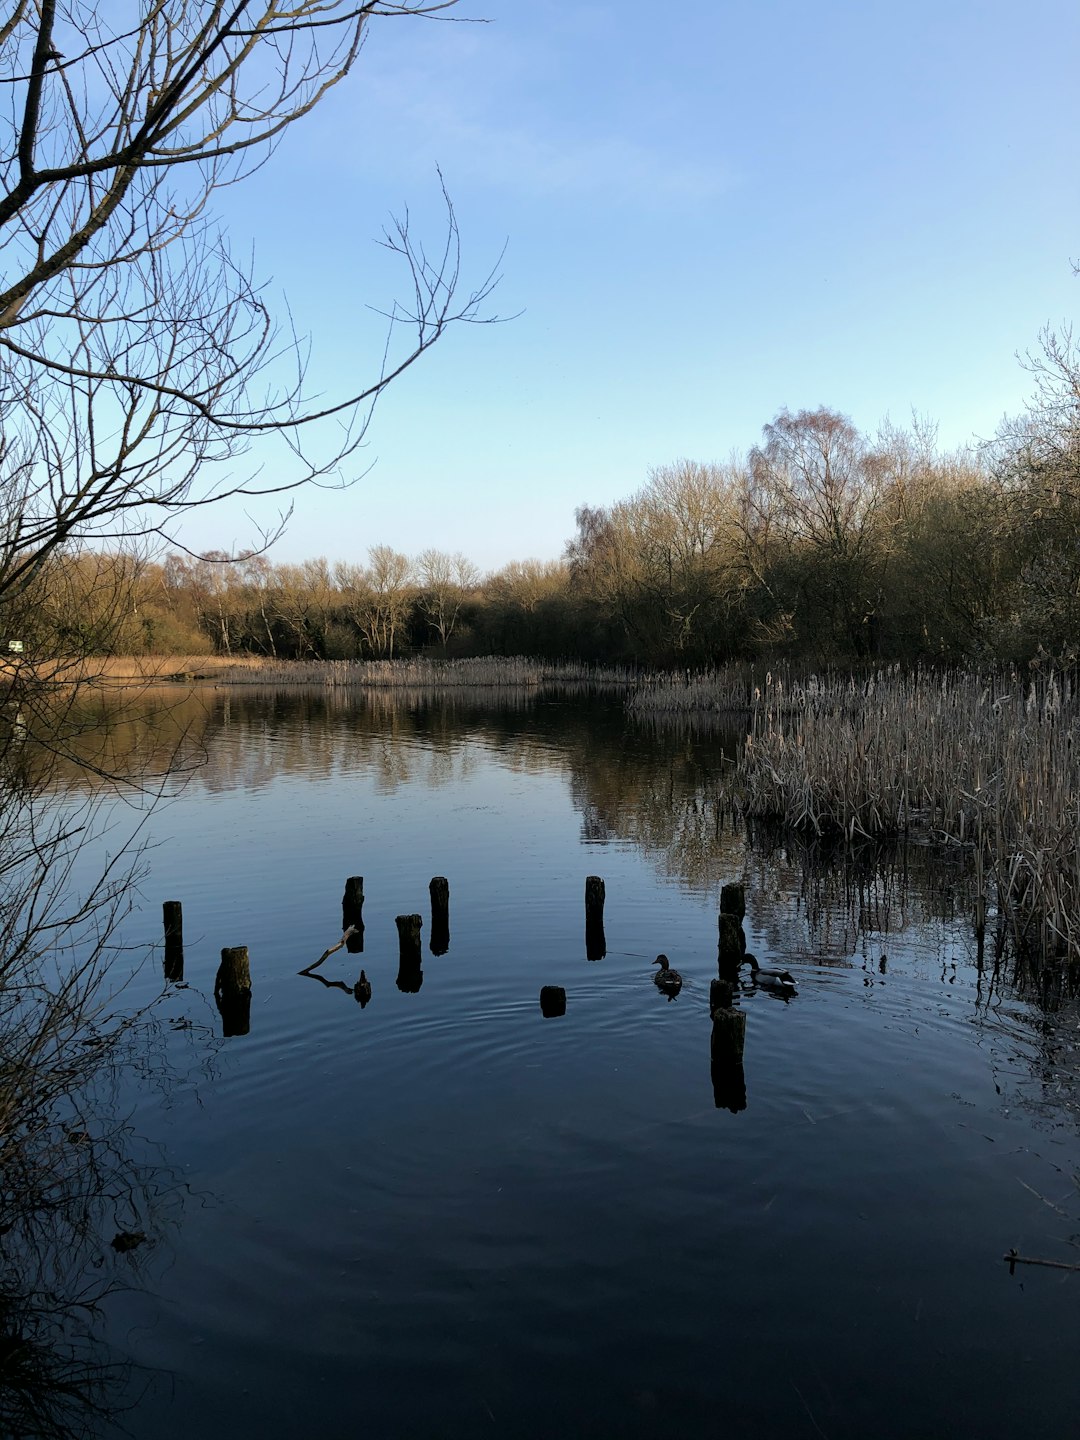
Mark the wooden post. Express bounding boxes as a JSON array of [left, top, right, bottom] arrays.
[[710, 978, 734, 1012], [585, 875, 606, 961], [718, 912, 745, 973], [395, 914, 424, 993], [429, 876, 450, 956], [720, 882, 746, 920], [215, 945, 252, 1037], [539, 985, 566, 1018], [163, 900, 184, 983], [342, 876, 365, 951]]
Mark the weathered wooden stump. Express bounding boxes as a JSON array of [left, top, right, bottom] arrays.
[[215, 945, 252, 1037], [710, 978, 735, 1013], [342, 876, 365, 950], [539, 985, 567, 1018], [163, 899, 184, 983], [429, 876, 450, 956], [718, 911, 746, 968], [585, 875, 606, 961], [720, 882, 746, 920]]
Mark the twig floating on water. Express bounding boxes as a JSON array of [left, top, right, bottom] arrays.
[[1003, 1249, 1080, 1274]]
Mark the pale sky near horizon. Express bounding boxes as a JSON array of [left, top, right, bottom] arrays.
[[173, 0, 1080, 574]]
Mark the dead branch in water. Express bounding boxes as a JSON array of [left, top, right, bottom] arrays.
[[1003, 1248, 1080, 1274], [299, 926, 357, 974]]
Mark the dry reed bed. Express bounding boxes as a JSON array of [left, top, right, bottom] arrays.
[[721, 669, 1080, 965], [206, 656, 639, 689], [626, 663, 762, 715], [3, 655, 639, 690]]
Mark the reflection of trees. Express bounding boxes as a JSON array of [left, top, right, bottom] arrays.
[[0, 1001, 193, 1439], [1, 668, 208, 1435]]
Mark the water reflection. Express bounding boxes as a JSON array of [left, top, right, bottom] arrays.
[[396, 950, 424, 993], [0, 1009, 198, 1439], [18, 684, 1080, 1436], [429, 876, 450, 956]]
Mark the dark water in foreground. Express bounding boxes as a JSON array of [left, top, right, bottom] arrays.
[[39, 690, 1080, 1437]]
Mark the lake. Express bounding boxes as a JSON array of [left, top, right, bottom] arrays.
[[30, 686, 1080, 1437]]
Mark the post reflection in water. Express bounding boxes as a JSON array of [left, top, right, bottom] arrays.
[[429, 875, 450, 955], [396, 951, 424, 993], [394, 912, 424, 992], [163, 899, 184, 983], [709, 977, 748, 1113]]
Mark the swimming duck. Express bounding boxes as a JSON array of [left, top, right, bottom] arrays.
[[354, 970, 372, 1007], [652, 954, 683, 997], [746, 955, 797, 994]]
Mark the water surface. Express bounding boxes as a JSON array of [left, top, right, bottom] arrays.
[[46, 689, 1080, 1437]]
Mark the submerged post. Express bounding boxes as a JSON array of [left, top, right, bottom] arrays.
[[215, 945, 252, 1037], [585, 875, 606, 961], [163, 899, 184, 983], [429, 877, 450, 956], [539, 985, 567, 1018], [342, 876, 365, 951]]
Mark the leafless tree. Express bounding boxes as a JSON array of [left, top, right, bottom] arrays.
[[0, 1, 501, 605], [417, 547, 478, 650]]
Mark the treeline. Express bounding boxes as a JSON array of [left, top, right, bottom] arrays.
[[15, 388, 1080, 671]]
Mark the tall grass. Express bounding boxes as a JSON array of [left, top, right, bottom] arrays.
[[23, 654, 640, 690], [719, 668, 1080, 968], [625, 662, 762, 715]]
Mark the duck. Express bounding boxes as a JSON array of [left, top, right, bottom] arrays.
[[354, 969, 372, 1007], [745, 954, 797, 994], [652, 954, 683, 998]]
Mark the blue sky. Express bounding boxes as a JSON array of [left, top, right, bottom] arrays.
[[177, 0, 1080, 572]]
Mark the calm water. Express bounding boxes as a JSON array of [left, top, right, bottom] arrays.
[[37, 689, 1080, 1437]]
